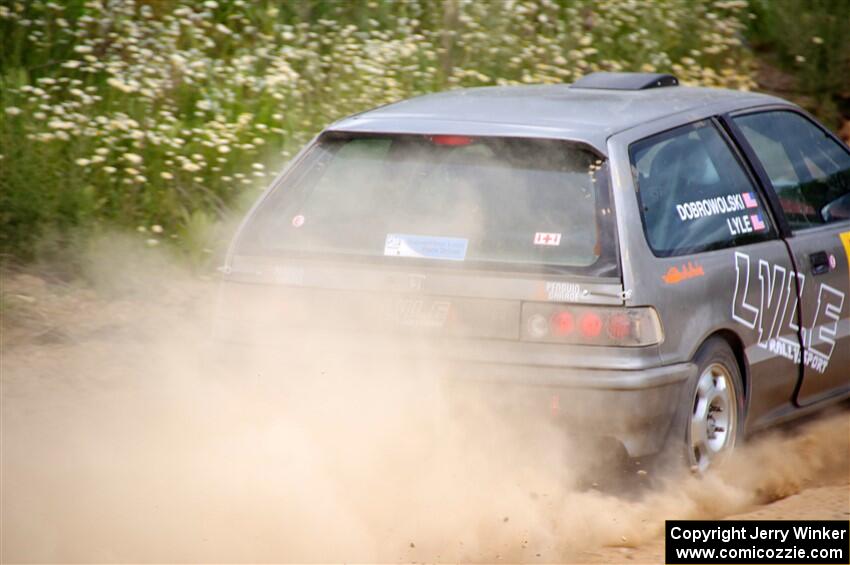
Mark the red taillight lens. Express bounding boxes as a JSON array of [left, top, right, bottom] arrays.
[[521, 304, 663, 346], [607, 313, 632, 339], [579, 312, 603, 338], [430, 134, 474, 146], [550, 311, 575, 335]]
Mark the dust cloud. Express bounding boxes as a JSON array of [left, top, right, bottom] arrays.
[[1, 236, 848, 563]]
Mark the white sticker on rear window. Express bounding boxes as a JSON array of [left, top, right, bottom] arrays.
[[534, 232, 562, 246], [384, 234, 468, 261]]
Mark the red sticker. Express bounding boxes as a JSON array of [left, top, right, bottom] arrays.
[[291, 214, 305, 228], [533, 232, 561, 246]]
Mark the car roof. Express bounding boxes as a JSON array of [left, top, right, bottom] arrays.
[[327, 83, 788, 154]]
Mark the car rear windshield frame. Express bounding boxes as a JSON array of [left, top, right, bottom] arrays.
[[236, 132, 620, 277]]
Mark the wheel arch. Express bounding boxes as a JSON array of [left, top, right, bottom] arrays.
[[698, 328, 750, 412]]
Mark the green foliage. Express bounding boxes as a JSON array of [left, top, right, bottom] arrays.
[[0, 0, 758, 259], [747, 0, 850, 128]]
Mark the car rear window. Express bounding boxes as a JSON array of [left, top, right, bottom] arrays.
[[237, 134, 617, 274]]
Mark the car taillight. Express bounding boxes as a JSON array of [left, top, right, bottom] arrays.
[[607, 313, 632, 339], [579, 312, 603, 338], [521, 303, 663, 346], [551, 311, 575, 335]]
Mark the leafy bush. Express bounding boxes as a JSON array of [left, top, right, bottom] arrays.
[[747, 0, 850, 130], [0, 0, 756, 259]]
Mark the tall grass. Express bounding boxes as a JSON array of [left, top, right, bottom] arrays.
[[1, 0, 756, 260]]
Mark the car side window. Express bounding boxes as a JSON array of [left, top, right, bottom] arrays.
[[630, 120, 774, 257], [733, 110, 850, 229]]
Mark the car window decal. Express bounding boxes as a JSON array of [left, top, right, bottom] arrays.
[[533, 232, 561, 246], [384, 234, 468, 261], [676, 193, 750, 221]]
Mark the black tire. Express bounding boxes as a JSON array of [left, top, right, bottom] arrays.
[[662, 338, 746, 474]]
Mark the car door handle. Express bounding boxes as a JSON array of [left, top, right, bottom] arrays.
[[809, 251, 830, 276]]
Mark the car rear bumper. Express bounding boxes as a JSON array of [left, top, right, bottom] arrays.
[[209, 333, 694, 458], [439, 360, 695, 457]]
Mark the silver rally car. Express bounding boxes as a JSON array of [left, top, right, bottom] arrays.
[[220, 72, 850, 471]]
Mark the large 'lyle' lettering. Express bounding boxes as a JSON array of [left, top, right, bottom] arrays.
[[732, 252, 844, 374]]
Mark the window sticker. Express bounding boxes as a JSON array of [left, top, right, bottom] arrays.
[[675, 192, 767, 237], [384, 234, 468, 261], [533, 232, 562, 246], [662, 261, 705, 285], [727, 213, 767, 235], [742, 192, 759, 208], [676, 193, 752, 221]]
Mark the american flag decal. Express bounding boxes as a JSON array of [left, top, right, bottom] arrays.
[[742, 192, 759, 209]]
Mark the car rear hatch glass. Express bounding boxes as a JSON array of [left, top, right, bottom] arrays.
[[236, 133, 617, 276]]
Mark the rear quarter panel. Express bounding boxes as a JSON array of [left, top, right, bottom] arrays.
[[607, 103, 801, 432]]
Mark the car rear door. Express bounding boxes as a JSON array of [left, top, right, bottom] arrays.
[[728, 108, 850, 406], [614, 116, 799, 431]]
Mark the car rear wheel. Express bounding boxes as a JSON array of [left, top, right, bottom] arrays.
[[651, 339, 745, 476], [684, 339, 745, 473], [689, 362, 738, 472]]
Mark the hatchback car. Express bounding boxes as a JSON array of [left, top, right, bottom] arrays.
[[219, 72, 850, 472]]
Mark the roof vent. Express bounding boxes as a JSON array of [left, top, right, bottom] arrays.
[[571, 72, 679, 90]]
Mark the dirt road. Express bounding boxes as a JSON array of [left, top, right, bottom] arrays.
[[2, 268, 848, 563]]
